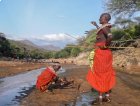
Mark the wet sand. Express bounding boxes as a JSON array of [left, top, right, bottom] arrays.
[[20, 65, 140, 106]]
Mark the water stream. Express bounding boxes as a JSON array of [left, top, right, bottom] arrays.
[[0, 67, 65, 106]]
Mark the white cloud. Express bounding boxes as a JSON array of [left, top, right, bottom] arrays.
[[30, 33, 79, 47], [32, 33, 77, 42]]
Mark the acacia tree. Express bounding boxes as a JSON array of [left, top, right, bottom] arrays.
[[105, 0, 140, 17], [114, 17, 135, 28], [0, 33, 11, 57]]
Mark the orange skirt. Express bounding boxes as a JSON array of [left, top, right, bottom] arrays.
[[86, 43, 115, 93]]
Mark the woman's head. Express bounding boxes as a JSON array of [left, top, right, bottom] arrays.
[[52, 62, 61, 72], [99, 13, 111, 24]]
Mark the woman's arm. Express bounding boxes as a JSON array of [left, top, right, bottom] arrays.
[[102, 27, 113, 46]]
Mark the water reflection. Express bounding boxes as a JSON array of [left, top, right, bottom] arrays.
[[73, 91, 97, 106]]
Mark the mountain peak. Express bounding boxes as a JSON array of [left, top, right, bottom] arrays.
[[19, 39, 39, 47]]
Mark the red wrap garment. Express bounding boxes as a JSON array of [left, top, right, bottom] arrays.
[[86, 24, 116, 93], [36, 67, 57, 92]]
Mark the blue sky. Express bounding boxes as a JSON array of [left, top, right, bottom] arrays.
[[0, 0, 106, 47]]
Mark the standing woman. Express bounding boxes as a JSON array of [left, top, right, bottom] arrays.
[[86, 13, 116, 105]]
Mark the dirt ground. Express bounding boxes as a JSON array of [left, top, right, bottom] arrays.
[[20, 65, 91, 106], [0, 61, 140, 106], [20, 65, 140, 106], [0, 61, 47, 78]]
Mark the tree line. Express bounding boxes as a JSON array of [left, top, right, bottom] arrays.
[[0, 33, 81, 60]]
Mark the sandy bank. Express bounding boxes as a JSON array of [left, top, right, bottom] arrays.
[[0, 61, 47, 78]]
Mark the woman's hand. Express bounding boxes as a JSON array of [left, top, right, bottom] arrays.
[[91, 21, 97, 26], [91, 21, 99, 29]]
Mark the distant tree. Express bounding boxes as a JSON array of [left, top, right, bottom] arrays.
[[71, 47, 81, 57], [0, 33, 11, 57], [134, 24, 140, 37], [53, 51, 67, 59], [134, 17, 140, 24], [112, 17, 140, 40], [63, 46, 73, 56], [112, 29, 126, 40], [114, 17, 135, 28], [0, 33, 6, 40], [30, 50, 40, 59], [59, 50, 69, 58], [53, 52, 60, 59], [105, 0, 140, 17]]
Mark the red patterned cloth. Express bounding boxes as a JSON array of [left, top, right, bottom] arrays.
[[36, 67, 56, 92], [86, 42, 115, 93]]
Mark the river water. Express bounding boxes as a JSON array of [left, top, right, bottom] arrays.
[[74, 91, 97, 106], [0, 67, 65, 106]]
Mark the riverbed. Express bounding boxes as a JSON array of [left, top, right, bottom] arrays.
[[0, 64, 140, 106], [0, 66, 66, 106]]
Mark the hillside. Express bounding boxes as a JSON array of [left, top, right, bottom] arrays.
[[112, 39, 140, 74], [9, 39, 45, 51], [9, 39, 61, 51]]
